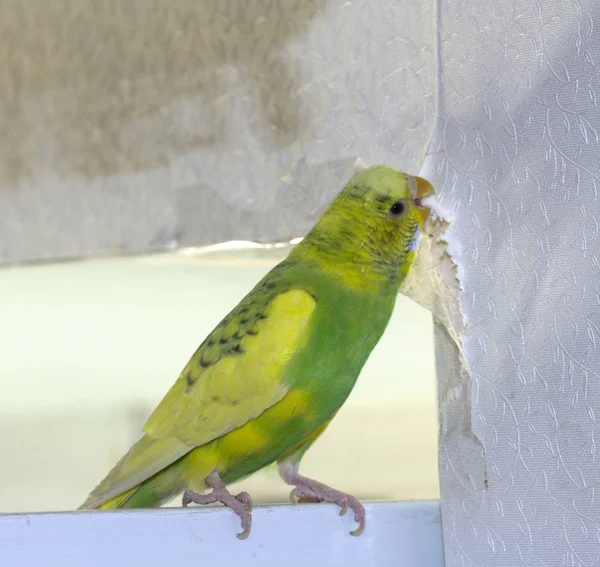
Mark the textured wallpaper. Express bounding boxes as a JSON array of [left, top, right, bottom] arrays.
[[0, 0, 435, 264], [426, 1, 600, 565]]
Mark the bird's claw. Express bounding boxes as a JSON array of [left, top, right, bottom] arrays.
[[290, 487, 324, 504], [289, 483, 365, 536], [234, 491, 253, 513], [182, 472, 253, 539]]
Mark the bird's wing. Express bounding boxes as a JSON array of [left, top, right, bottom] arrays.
[[82, 286, 317, 508], [144, 286, 317, 446]]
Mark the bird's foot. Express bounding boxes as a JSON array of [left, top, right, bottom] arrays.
[[182, 471, 253, 539], [278, 461, 365, 536]]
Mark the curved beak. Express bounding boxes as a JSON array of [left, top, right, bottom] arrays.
[[412, 176, 435, 225]]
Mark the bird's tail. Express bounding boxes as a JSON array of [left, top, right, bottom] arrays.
[[91, 477, 179, 510], [78, 434, 195, 510], [96, 486, 139, 510]]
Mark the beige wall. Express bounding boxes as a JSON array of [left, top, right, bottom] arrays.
[[0, 0, 435, 265]]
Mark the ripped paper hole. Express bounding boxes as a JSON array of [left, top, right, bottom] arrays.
[[399, 195, 469, 376]]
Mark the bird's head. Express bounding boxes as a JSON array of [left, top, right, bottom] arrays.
[[294, 165, 435, 291]]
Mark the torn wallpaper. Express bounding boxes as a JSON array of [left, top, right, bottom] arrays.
[[424, 0, 600, 565]]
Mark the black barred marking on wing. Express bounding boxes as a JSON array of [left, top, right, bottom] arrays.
[[185, 261, 298, 387]]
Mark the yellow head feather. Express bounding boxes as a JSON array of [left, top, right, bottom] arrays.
[[291, 165, 435, 291]]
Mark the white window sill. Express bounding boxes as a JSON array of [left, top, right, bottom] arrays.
[[0, 500, 443, 566]]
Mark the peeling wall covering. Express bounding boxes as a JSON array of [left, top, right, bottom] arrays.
[[424, 1, 600, 565]]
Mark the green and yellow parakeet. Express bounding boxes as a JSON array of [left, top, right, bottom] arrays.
[[79, 165, 434, 538]]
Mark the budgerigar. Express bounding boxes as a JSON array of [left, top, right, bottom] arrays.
[[79, 165, 434, 538]]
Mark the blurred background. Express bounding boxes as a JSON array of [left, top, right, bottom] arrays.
[[0, 0, 438, 513]]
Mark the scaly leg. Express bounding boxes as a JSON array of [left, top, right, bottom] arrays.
[[278, 458, 366, 536], [182, 471, 253, 539]]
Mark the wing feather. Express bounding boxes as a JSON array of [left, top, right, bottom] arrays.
[[145, 287, 316, 446], [82, 285, 317, 508]]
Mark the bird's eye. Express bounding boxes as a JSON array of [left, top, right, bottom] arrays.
[[389, 200, 406, 217]]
